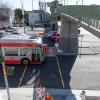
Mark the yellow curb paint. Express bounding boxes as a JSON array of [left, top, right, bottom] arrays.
[[50, 96, 54, 100], [3, 67, 7, 77]]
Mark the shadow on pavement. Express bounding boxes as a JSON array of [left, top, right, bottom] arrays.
[[0, 65, 24, 87], [36, 55, 77, 89], [0, 56, 77, 99], [57, 55, 77, 89], [33, 55, 77, 99]]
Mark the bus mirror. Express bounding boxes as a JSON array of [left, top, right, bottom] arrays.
[[45, 47, 49, 55], [42, 44, 49, 55]]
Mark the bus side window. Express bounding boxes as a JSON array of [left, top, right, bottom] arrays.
[[20, 48, 30, 56], [4, 47, 18, 56]]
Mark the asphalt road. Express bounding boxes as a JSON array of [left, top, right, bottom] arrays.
[[0, 27, 100, 90], [0, 55, 76, 89]]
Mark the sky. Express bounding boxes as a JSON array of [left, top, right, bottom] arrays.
[[1, 0, 100, 11]]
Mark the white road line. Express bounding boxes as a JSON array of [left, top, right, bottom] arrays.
[[26, 68, 40, 85], [54, 47, 65, 88], [18, 65, 28, 87]]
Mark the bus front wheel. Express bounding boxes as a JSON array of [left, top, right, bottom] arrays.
[[21, 58, 30, 65]]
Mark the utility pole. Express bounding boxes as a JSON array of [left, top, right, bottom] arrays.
[[76, 1, 78, 5], [2, 62, 11, 100], [1, 2, 11, 100], [1, 45, 11, 100], [2, 4, 3, 25], [32, 0, 33, 11], [19, 0, 25, 33], [82, 0, 83, 5], [64, 0, 65, 5], [66, 0, 68, 5], [32, 0, 34, 31]]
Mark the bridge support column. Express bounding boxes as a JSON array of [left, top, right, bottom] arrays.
[[58, 16, 78, 54]]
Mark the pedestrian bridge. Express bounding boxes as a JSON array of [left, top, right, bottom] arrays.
[[56, 5, 100, 38], [51, 5, 100, 54]]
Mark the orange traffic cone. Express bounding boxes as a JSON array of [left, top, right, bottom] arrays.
[[46, 93, 51, 100], [46, 96, 51, 100]]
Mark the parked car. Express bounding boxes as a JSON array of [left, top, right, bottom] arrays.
[[11, 32, 20, 34], [19, 24, 24, 27], [11, 32, 27, 36], [0, 32, 3, 37], [13, 24, 19, 27], [29, 35, 38, 39], [5, 27, 17, 32], [0, 27, 7, 30], [48, 31, 60, 42]]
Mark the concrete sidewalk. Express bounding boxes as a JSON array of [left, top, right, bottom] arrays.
[[0, 88, 100, 100]]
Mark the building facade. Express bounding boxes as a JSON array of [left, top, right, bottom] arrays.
[[0, 6, 14, 29], [27, 10, 50, 27]]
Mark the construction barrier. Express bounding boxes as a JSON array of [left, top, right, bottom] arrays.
[[39, 32, 45, 37]]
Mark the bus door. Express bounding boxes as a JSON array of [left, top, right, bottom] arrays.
[[38, 47, 46, 61], [31, 48, 36, 61], [31, 47, 45, 62], [40, 46, 46, 59]]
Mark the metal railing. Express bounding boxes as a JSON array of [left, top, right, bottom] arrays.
[[56, 5, 100, 30]]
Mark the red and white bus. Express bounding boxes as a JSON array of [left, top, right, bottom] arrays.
[[0, 35, 48, 65]]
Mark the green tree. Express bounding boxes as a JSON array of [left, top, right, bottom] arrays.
[[14, 8, 27, 24], [47, 0, 62, 14]]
